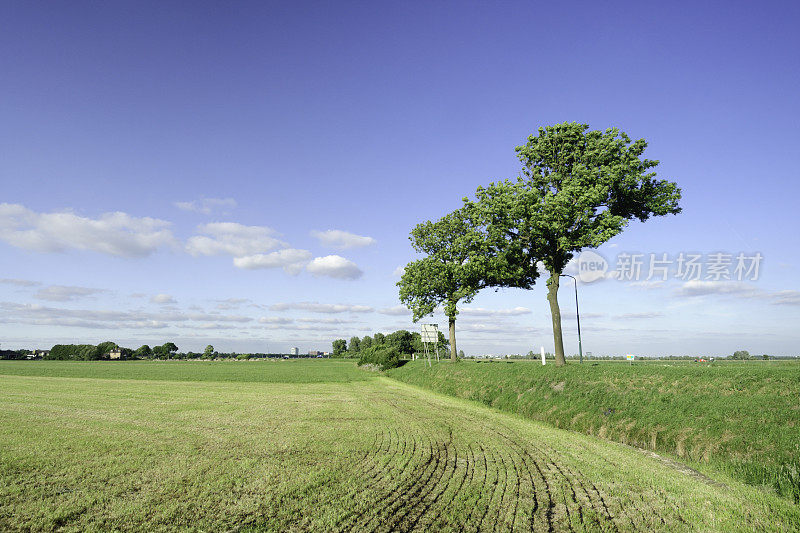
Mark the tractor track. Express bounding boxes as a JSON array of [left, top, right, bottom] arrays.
[[329, 392, 675, 532]]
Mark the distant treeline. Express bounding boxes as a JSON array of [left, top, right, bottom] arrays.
[[330, 329, 452, 371], [0, 342, 307, 361], [331, 329, 448, 358], [0, 349, 30, 360]]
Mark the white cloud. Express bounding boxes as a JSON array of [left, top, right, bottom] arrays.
[[177, 312, 252, 323], [151, 294, 176, 305], [215, 298, 250, 310], [378, 305, 412, 316], [392, 265, 405, 277], [0, 302, 254, 330], [258, 322, 347, 332], [186, 222, 285, 257], [174, 198, 237, 215], [183, 323, 237, 330], [459, 306, 532, 316], [311, 230, 375, 249], [630, 281, 666, 289], [258, 316, 295, 324], [675, 281, 759, 298], [0, 278, 41, 287], [0, 203, 175, 257], [269, 302, 374, 314], [233, 249, 312, 274], [613, 312, 664, 319], [562, 311, 605, 320], [674, 281, 800, 306], [296, 317, 356, 324], [769, 290, 800, 306], [457, 323, 539, 335], [34, 285, 106, 302], [306, 255, 363, 280]]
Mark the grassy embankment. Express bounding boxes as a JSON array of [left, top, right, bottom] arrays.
[[2, 359, 799, 531], [387, 359, 800, 503]]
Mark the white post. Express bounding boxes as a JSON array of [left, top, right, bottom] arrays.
[[541, 346, 546, 366]]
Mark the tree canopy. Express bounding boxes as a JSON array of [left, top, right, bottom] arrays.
[[331, 339, 347, 355], [468, 122, 681, 365], [398, 209, 535, 360]]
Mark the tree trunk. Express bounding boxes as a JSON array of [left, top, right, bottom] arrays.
[[448, 316, 457, 362], [547, 273, 567, 366]]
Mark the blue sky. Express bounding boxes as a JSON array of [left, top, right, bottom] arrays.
[[1, 1, 799, 356]]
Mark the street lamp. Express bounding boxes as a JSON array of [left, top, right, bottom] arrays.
[[560, 274, 583, 364]]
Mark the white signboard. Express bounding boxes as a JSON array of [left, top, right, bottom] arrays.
[[421, 324, 439, 343], [626, 354, 635, 361]]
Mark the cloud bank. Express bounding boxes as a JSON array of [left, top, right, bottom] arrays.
[[233, 249, 313, 274], [0, 203, 175, 257], [174, 198, 237, 215], [186, 222, 285, 257], [306, 255, 363, 280], [311, 229, 375, 249]]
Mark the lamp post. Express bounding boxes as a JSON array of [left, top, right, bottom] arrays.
[[560, 274, 583, 364]]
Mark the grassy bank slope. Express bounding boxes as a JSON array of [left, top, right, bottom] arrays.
[[387, 359, 800, 502]]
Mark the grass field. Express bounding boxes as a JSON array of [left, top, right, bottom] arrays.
[[0, 359, 369, 383], [387, 359, 800, 503], [1, 360, 799, 531]]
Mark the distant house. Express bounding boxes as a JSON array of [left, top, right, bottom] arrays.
[[28, 350, 49, 359], [108, 348, 123, 360]]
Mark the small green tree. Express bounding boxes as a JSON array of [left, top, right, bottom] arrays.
[[133, 344, 152, 358], [731, 350, 751, 360], [399, 209, 530, 361], [95, 341, 118, 359], [470, 122, 681, 365], [361, 335, 374, 351], [204, 345, 215, 358], [385, 330, 414, 357], [348, 336, 361, 354], [332, 339, 347, 356], [162, 342, 178, 359], [357, 345, 401, 371]]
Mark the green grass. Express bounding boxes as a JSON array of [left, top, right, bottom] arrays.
[[2, 360, 799, 531], [0, 358, 370, 383], [387, 359, 800, 503]]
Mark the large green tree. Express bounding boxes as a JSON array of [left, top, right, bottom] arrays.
[[470, 122, 681, 365], [398, 209, 533, 361]]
